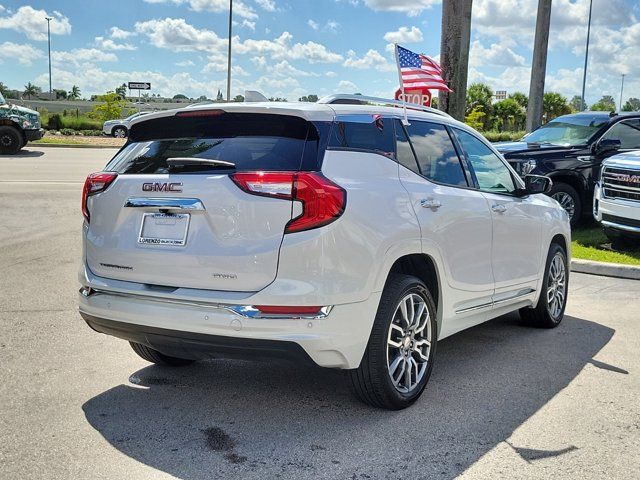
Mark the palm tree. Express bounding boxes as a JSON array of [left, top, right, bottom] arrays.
[[24, 82, 38, 100], [68, 85, 81, 100]]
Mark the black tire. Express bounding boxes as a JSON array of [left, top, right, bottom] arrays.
[[349, 274, 437, 410], [549, 182, 582, 227], [0, 126, 24, 155], [519, 243, 569, 328], [129, 341, 195, 367], [112, 126, 127, 138]]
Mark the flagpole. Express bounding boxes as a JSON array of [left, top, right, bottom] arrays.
[[394, 43, 409, 125]]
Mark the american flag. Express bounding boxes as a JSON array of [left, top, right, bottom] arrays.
[[396, 45, 451, 92]]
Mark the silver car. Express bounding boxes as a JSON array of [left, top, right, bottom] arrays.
[[102, 111, 151, 138]]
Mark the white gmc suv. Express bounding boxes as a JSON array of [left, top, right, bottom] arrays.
[[78, 95, 571, 410], [594, 150, 640, 243]]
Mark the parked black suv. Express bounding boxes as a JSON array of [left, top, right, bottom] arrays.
[[495, 111, 640, 226]]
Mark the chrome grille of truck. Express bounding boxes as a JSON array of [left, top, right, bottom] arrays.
[[602, 166, 640, 202]]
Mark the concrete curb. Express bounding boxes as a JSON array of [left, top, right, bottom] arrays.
[[571, 258, 640, 280], [30, 143, 121, 149]]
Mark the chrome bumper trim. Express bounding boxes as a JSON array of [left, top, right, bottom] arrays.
[[601, 220, 640, 234], [79, 287, 333, 319]]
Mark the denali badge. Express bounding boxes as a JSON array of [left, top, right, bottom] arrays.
[[142, 182, 183, 192]]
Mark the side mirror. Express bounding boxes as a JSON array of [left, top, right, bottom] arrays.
[[523, 175, 552, 195], [595, 138, 621, 155]]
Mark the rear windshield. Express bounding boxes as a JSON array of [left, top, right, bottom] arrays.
[[106, 112, 325, 174]]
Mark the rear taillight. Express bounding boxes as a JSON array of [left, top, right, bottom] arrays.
[[231, 172, 346, 233], [82, 172, 117, 222]]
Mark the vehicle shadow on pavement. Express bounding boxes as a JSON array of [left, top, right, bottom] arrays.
[[0, 149, 45, 158], [82, 313, 613, 480]]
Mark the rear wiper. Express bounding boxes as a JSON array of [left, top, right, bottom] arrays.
[[166, 157, 236, 169]]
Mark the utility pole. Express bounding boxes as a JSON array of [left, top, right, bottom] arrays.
[[45, 17, 53, 98], [226, 0, 233, 101], [526, 0, 552, 132], [619, 74, 626, 112], [438, 0, 473, 121], [581, 0, 593, 111]]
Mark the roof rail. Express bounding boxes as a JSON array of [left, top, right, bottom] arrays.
[[317, 94, 451, 118]]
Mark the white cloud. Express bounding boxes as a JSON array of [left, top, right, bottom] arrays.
[[0, 6, 71, 41], [235, 31, 343, 63], [343, 49, 395, 72], [362, 0, 440, 17], [325, 20, 340, 33], [35, 66, 219, 98], [325, 71, 337, 77], [338, 80, 357, 92], [109, 27, 135, 39], [383, 26, 423, 43], [135, 17, 227, 52], [241, 19, 256, 31], [0, 41, 44, 66], [189, 0, 258, 19], [52, 48, 118, 68], [255, 0, 276, 11], [176, 59, 195, 67], [308, 19, 319, 30], [95, 36, 137, 51], [469, 40, 525, 68]]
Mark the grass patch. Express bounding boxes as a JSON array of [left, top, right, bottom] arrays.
[[572, 227, 640, 266], [32, 137, 88, 145]]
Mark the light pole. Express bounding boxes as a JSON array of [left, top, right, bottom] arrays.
[[619, 74, 626, 112], [45, 16, 52, 98], [226, 0, 232, 101], [580, 0, 593, 111]]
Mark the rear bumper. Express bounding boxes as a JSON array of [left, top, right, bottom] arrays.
[[25, 128, 44, 141], [81, 313, 315, 365], [78, 284, 381, 369]]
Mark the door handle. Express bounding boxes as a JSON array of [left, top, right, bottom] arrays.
[[420, 199, 442, 210], [491, 203, 507, 214]]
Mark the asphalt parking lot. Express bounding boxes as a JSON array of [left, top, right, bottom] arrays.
[[1, 147, 639, 480]]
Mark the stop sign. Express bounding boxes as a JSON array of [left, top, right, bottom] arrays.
[[395, 88, 432, 107]]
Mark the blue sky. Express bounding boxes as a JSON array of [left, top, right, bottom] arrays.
[[0, 0, 638, 105]]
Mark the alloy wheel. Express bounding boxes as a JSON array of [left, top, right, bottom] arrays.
[[552, 192, 576, 220], [386, 293, 432, 394], [546, 252, 566, 320]]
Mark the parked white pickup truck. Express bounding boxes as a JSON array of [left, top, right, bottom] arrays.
[[594, 151, 640, 242]]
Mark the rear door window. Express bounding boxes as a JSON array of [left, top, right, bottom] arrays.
[[328, 115, 395, 157], [107, 112, 324, 174], [405, 121, 468, 187]]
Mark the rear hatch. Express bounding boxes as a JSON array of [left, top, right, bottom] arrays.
[[84, 110, 327, 291]]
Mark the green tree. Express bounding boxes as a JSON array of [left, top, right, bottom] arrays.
[[622, 98, 640, 112], [464, 108, 485, 131], [268, 97, 287, 102], [569, 95, 585, 112], [298, 94, 319, 102], [493, 98, 526, 131], [542, 92, 571, 122], [508, 92, 528, 109], [0, 82, 9, 97], [216, 89, 224, 101], [233, 94, 245, 102], [54, 89, 67, 100], [87, 92, 127, 122], [68, 85, 81, 100], [590, 95, 616, 112], [466, 83, 494, 130], [115, 83, 127, 99], [23, 82, 39, 100], [173, 94, 188, 100]]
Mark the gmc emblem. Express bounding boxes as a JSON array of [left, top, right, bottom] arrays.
[[611, 173, 640, 184], [142, 182, 183, 192]]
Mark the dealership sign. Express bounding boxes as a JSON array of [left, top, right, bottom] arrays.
[[395, 88, 432, 107]]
